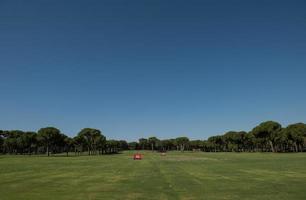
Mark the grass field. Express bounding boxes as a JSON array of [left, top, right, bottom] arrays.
[[1, 151, 306, 200]]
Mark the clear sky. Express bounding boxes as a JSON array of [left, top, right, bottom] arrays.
[[0, 0, 306, 141]]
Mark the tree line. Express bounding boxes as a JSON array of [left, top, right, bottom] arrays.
[[129, 121, 306, 153], [0, 127, 128, 156], [1, 121, 306, 156]]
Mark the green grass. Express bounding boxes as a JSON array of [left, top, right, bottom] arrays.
[[1, 151, 306, 200]]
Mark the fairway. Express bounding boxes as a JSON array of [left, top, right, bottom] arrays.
[[0, 152, 306, 200]]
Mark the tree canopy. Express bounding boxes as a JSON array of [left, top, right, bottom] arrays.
[[1, 121, 306, 155]]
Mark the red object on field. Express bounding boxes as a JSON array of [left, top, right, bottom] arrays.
[[133, 153, 142, 160]]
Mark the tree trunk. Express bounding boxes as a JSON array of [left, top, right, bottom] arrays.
[[269, 141, 275, 153], [294, 142, 298, 152], [47, 145, 49, 156]]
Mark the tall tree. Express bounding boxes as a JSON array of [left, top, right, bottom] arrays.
[[0, 130, 4, 153], [118, 140, 129, 151], [17, 131, 37, 155], [4, 130, 23, 154], [274, 129, 288, 152], [251, 121, 282, 152], [148, 137, 159, 151], [37, 127, 61, 156], [73, 135, 85, 155], [139, 138, 148, 150], [284, 123, 306, 152], [63, 136, 73, 156], [128, 142, 138, 150], [243, 132, 255, 152], [208, 135, 224, 152], [77, 128, 104, 155], [96, 134, 106, 154], [0, 130, 5, 153], [175, 137, 189, 151]]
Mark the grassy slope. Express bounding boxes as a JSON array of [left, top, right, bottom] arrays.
[[1, 151, 306, 200]]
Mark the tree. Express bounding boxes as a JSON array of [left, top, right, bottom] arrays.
[[251, 121, 282, 152], [139, 138, 148, 150], [4, 130, 23, 154], [1, 120, 305, 154], [0, 130, 4, 154], [62, 135, 73, 156], [243, 132, 256, 152], [223, 131, 238, 152], [106, 140, 120, 154], [73, 135, 85, 155], [208, 135, 224, 152], [222, 131, 246, 152], [189, 140, 202, 151], [175, 137, 189, 151], [118, 140, 129, 151], [274, 129, 288, 152], [37, 127, 61, 156], [17, 131, 37, 155], [128, 142, 138, 150], [160, 139, 173, 151], [97, 134, 107, 154], [284, 123, 306, 152], [77, 128, 105, 155], [148, 137, 159, 151]]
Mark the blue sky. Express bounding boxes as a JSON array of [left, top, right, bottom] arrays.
[[0, 0, 306, 141]]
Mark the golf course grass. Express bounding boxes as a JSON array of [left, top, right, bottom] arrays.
[[1, 151, 306, 200]]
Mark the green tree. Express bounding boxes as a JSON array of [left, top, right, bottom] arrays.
[[0, 130, 4, 153], [208, 135, 224, 152], [175, 137, 189, 151], [37, 127, 61, 156], [243, 132, 256, 152], [274, 129, 288, 152], [77, 128, 105, 155], [17, 131, 37, 155], [62, 135, 73, 156], [106, 140, 120, 154], [139, 138, 148, 150], [189, 140, 202, 151], [73, 135, 85, 155], [128, 142, 138, 150], [118, 140, 129, 151], [284, 123, 306, 152], [96, 134, 107, 154], [160, 139, 173, 151], [4, 130, 23, 154], [148, 137, 159, 151], [251, 121, 282, 152]]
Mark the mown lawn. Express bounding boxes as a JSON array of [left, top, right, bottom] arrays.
[[1, 151, 306, 200]]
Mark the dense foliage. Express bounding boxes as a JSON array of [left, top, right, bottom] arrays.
[[0, 128, 127, 156], [131, 121, 306, 153], [1, 121, 306, 155]]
